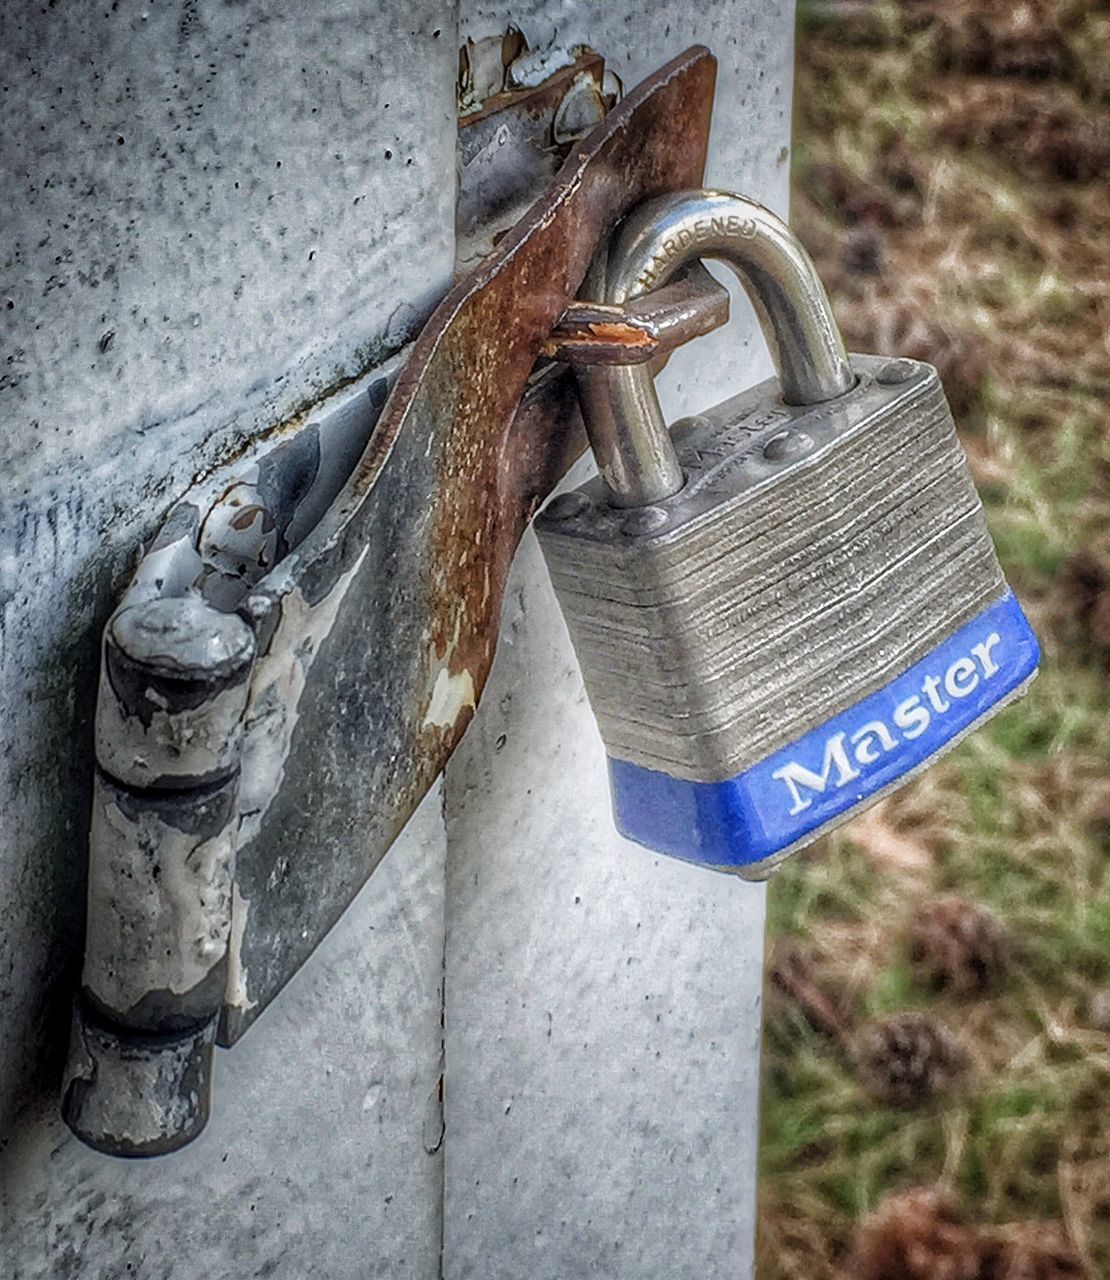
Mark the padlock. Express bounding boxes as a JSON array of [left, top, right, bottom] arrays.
[[535, 189, 1039, 878]]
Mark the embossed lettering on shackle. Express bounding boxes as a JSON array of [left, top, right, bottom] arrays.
[[578, 189, 856, 507]]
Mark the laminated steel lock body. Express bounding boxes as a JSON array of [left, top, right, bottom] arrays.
[[536, 190, 1040, 878]]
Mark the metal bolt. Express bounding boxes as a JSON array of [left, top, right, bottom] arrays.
[[545, 492, 592, 522], [876, 358, 917, 386], [763, 430, 815, 462], [620, 506, 669, 537]]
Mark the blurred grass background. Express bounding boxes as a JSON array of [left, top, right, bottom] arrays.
[[758, 2, 1110, 1276]]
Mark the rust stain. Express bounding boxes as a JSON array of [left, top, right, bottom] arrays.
[[229, 505, 275, 533], [414, 46, 718, 760], [542, 318, 657, 358], [585, 321, 654, 346], [252, 46, 718, 815], [217, 50, 720, 1035], [543, 264, 730, 365]]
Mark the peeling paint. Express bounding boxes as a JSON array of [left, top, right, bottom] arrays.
[[61, 1013, 215, 1157], [224, 881, 256, 1015], [96, 676, 249, 789], [236, 545, 369, 847], [85, 782, 236, 1014], [423, 666, 477, 731], [95, 596, 255, 792]]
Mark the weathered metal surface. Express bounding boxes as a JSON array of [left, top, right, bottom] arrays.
[[457, 52, 613, 269], [64, 597, 257, 1152], [80, 772, 240, 1032], [457, 52, 730, 368], [64, 48, 718, 1155], [61, 1014, 218, 1159], [96, 599, 256, 791], [0, 0, 457, 1169], [537, 356, 1008, 770], [222, 45, 718, 1043]]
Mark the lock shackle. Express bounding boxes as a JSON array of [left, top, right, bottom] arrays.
[[578, 189, 855, 508]]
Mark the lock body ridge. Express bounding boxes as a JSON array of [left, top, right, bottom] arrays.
[[536, 192, 1038, 877]]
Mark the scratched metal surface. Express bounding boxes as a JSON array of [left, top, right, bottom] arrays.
[[537, 361, 1004, 779], [0, 1, 453, 1272], [441, 4, 795, 1276]]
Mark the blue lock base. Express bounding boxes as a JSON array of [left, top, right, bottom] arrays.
[[609, 590, 1040, 878]]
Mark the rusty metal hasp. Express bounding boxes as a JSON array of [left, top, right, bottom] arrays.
[[62, 47, 719, 1156]]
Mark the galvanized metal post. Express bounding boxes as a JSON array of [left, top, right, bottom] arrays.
[[1, 2, 793, 1275], [1, 3, 455, 1273], [442, 5, 795, 1277]]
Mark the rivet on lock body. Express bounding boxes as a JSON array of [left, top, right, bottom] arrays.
[[535, 189, 1040, 878]]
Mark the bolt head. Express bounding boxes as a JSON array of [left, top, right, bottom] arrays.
[[620, 506, 669, 537], [876, 358, 917, 386], [544, 492, 591, 522], [763, 430, 815, 462]]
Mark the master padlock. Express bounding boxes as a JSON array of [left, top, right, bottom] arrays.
[[536, 189, 1039, 878]]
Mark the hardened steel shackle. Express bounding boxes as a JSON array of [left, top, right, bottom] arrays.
[[578, 189, 856, 507]]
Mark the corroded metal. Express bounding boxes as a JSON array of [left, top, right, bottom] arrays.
[[63, 1014, 217, 1159], [545, 263, 729, 365], [225, 45, 717, 1042], [65, 46, 718, 1154], [457, 52, 612, 269]]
